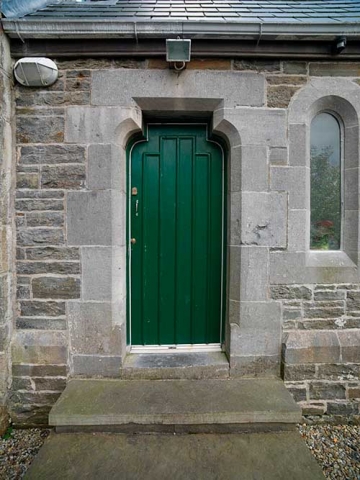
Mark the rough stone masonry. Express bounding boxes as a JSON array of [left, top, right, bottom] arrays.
[[0, 31, 13, 435], [3, 56, 360, 425]]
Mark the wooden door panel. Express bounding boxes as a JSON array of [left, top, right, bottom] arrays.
[[130, 125, 224, 346]]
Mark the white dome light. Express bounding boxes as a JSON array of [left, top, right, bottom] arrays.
[[14, 57, 58, 87]]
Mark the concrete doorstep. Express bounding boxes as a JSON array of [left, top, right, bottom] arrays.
[[50, 378, 301, 433], [25, 431, 325, 480]]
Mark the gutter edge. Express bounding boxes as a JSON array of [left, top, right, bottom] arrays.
[[2, 19, 360, 40]]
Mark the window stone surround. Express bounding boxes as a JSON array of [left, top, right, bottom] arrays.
[[270, 78, 360, 285]]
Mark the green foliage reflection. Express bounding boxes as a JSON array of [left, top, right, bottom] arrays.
[[310, 145, 341, 250]]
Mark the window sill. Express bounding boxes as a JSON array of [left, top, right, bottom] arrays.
[[306, 250, 357, 268]]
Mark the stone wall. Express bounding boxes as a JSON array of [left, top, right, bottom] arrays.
[[9, 56, 360, 424], [10, 59, 145, 425], [272, 285, 360, 420], [0, 31, 14, 434]]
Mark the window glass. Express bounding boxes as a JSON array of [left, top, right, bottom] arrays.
[[310, 112, 341, 250]]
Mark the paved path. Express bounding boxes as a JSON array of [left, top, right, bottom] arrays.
[[25, 431, 325, 480]]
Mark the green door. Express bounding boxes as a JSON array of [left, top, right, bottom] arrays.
[[129, 125, 224, 346]]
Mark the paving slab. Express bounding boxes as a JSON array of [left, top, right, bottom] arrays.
[[25, 431, 325, 480], [121, 352, 229, 379], [50, 378, 301, 431]]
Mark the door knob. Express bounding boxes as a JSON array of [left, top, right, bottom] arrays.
[[131, 238, 136, 244]]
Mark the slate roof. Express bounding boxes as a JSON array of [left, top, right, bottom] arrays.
[[17, 0, 360, 23]]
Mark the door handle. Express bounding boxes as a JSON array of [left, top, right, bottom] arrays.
[[135, 199, 139, 216]]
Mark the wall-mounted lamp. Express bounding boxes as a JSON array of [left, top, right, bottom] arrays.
[[332, 36, 347, 55], [166, 38, 191, 71], [14, 57, 58, 87]]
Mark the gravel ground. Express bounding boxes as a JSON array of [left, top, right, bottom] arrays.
[[0, 428, 50, 480], [298, 424, 360, 480], [0, 425, 359, 479]]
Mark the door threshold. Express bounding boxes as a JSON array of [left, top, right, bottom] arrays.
[[130, 344, 222, 354], [121, 350, 229, 379]]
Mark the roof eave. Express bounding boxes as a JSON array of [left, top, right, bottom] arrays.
[[3, 18, 360, 41]]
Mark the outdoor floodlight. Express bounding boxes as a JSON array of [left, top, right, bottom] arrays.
[[166, 39, 191, 70], [333, 36, 347, 55], [14, 57, 58, 87]]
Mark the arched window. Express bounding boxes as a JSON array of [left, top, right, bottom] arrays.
[[310, 112, 342, 250]]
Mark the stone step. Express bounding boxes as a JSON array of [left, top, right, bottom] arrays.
[[25, 431, 325, 480], [49, 378, 301, 433], [120, 352, 229, 379]]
